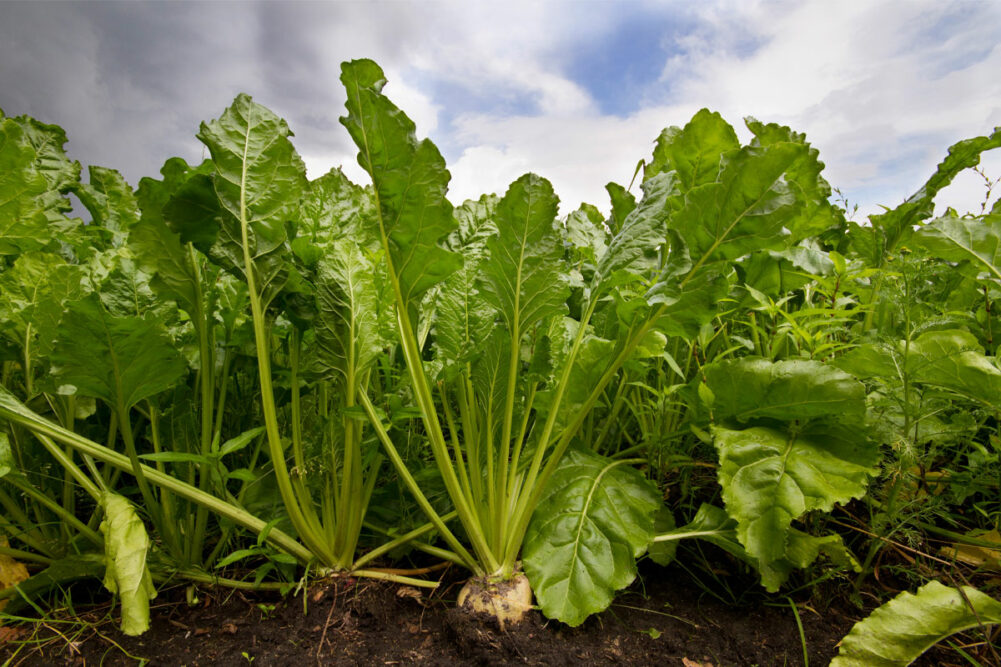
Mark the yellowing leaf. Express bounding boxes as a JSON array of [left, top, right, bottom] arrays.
[[940, 530, 1001, 570], [0, 537, 29, 614]]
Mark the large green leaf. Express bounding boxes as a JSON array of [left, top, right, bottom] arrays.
[[0, 252, 86, 363], [197, 93, 306, 303], [745, 118, 844, 242], [853, 127, 1001, 266], [480, 173, 569, 335], [313, 239, 385, 381], [644, 109, 740, 191], [912, 214, 1001, 284], [831, 581, 1001, 667], [595, 172, 676, 292], [650, 503, 858, 591], [837, 330, 1001, 410], [297, 167, 376, 252], [522, 448, 660, 626], [713, 423, 878, 576], [49, 294, 187, 410], [99, 492, 156, 636], [72, 166, 140, 245], [0, 118, 51, 255], [340, 59, 461, 306], [10, 114, 80, 228], [669, 142, 807, 265], [704, 358, 866, 424]]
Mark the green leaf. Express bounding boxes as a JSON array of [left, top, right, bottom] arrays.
[[644, 109, 740, 191], [906, 329, 1001, 410], [713, 423, 878, 580], [72, 166, 140, 245], [128, 208, 201, 317], [0, 118, 51, 255], [595, 172, 676, 292], [604, 182, 636, 234], [523, 448, 660, 626], [100, 492, 156, 636], [858, 127, 1001, 265], [49, 294, 187, 410], [745, 117, 845, 242], [0, 554, 105, 615], [0, 433, 12, 478], [831, 581, 1001, 667], [313, 239, 385, 381], [297, 166, 376, 252], [480, 173, 569, 334], [669, 142, 807, 265], [912, 214, 1001, 285], [197, 93, 306, 303], [837, 330, 1001, 410], [0, 252, 86, 362], [703, 358, 866, 424], [340, 59, 461, 306], [218, 426, 266, 457]]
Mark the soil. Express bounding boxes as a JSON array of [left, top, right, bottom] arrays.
[[1, 560, 869, 667]]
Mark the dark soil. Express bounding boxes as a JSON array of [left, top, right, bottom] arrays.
[[1, 560, 872, 667]]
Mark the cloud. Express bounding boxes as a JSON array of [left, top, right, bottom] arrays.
[[0, 0, 998, 221]]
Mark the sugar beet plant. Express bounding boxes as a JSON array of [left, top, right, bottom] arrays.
[[2, 58, 1001, 658]]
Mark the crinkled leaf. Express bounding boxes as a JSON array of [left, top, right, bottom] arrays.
[[713, 423, 878, 576], [100, 493, 156, 636], [297, 167, 376, 253], [644, 109, 740, 191], [647, 264, 732, 340], [340, 59, 461, 305], [313, 239, 385, 381], [0, 118, 51, 255], [49, 294, 187, 410], [596, 172, 676, 292], [0, 252, 86, 362], [669, 142, 806, 264], [197, 93, 306, 303], [523, 448, 660, 626], [837, 330, 1001, 410], [745, 117, 845, 242], [704, 358, 866, 424], [652, 503, 859, 591], [912, 214, 1001, 285], [480, 173, 569, 334], [128, 207, 201, 317], [434, 263, 496, 377], [906, 329, 1001, 410], [831, 581, 1001, 667], [72, 166, 139, 245]]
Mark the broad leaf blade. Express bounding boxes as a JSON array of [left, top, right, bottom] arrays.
[[669, 142, 806, 265], [0, 118, 51, 255], [340, 59, 461, 305], [831, 581, 1001, 667], [197, 93, 306, 302], [644, 109, 740, 191], [713, 423, 878, 574], [49, 294, 187, 410], [480, 173, 569, 334], [523, 448, 660, 626], [704, 358, 866, 424]]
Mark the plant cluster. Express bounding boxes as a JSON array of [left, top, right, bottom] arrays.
[[1, 59, 999, 663]]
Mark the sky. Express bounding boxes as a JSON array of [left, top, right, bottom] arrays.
[[1, 0, 1000, 221]]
